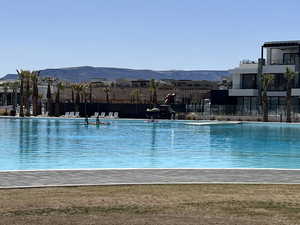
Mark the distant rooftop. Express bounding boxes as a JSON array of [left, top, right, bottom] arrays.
[[263, 40, 300, 47]]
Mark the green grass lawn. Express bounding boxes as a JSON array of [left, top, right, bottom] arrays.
[[0, 184, 300, 225]]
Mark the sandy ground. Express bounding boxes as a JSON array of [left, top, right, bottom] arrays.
[[0, 184, 300, 225]]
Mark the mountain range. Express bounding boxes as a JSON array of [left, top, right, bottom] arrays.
[[1, 66, 229, 82]]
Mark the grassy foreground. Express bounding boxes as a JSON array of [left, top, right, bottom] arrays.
[[0, 184, 300, 225]]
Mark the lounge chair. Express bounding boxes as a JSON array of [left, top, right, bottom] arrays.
[[74, 112, 80, 118], [91, 112, 99, 118], [69, 112, 75, 118], [107, 112, 113, 118], [113, 112, 119, 119], [61, 112, 70, 117], [40, 111, 48, 117], [41, 111, 48, 117], [100, 112, 106, 118]]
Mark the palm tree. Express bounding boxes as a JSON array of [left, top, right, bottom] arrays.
[[130, 88, 141, 104], [16, 70, 31, 117], [70, 83, 77, 110], [0, 82, 9, 106], [284, 67, 296, 123], [72, 83, 84, 112], [130, 89, 135, 104], [46, 79, 52, 114], [31, 71, 40, 116], [261, 74, 274, 122], [24, 72, 32, 116], [16, 70, 23, 116], [54, 82, 64, 116], [37, 93, 43, 115], [81, 83, 89, 104], [149, 79, 158, 106], [82, 83, 90, 116], [9, 81, 20, 113], [43, 77, 57, 116], [88, 83, 93, 103], [103, 86, 110, 104], [60, 82, 66, 101], [71, 84, 75, 103]]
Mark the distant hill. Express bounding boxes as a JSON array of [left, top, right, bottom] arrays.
[[2, 74, 19, 80], [1, 66, 229, 82]]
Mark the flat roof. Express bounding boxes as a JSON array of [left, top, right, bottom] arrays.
[[263, 40, 300, 47]]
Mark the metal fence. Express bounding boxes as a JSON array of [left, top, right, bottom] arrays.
[[209, 104, 300, 116], [203, 104, 300, 122]]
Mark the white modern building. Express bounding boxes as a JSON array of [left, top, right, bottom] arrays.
[[229, 40, 300, 112]]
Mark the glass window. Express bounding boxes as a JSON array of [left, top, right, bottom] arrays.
[[250, 97, 258, 114], [279, 97, 286, 105], [251, 97, 258, 107], [269, 97, 278, 106], [268, 74, 288, 91], [244, 97, 250, 106], [237, 97, 243, 106], [244, 97, 251, 113], [241, 74, 257, 89], [283, 53, 297, 65]]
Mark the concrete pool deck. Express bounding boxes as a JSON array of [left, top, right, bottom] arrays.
[[0, 169, 300, 188]]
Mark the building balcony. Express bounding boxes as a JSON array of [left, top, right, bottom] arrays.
[[229, 89, 258, 96], [267, 91, 286, 97], [292, 89, 300, 96], [229, 89, 289, 97], [263, 65, 296, 74]]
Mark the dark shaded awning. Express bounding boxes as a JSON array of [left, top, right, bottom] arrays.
[[263, 40, 300, 48]]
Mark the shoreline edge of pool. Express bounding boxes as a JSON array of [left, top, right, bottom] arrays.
[[1, 168, 300, 188]]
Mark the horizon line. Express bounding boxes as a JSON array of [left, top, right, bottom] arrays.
[[1, 65, 230, 77]]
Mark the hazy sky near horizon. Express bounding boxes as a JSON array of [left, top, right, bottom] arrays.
[[1, 0, 300, 76]]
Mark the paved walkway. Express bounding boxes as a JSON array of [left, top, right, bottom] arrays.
[[0, 169, 300, 188]]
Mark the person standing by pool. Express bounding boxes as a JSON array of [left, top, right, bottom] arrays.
[[85, 115, 89, 125], [96, 115, 100, 125]]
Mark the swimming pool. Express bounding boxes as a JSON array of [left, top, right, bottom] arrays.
[[0, 118, 300, 170]]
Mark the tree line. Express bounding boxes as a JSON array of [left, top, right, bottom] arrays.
[[0, 71, 160, 117]]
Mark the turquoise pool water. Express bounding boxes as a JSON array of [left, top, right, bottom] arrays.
[[0, 118, 300, 170]]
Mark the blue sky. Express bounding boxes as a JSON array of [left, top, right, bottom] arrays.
[[1, 0, 300, 76]]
